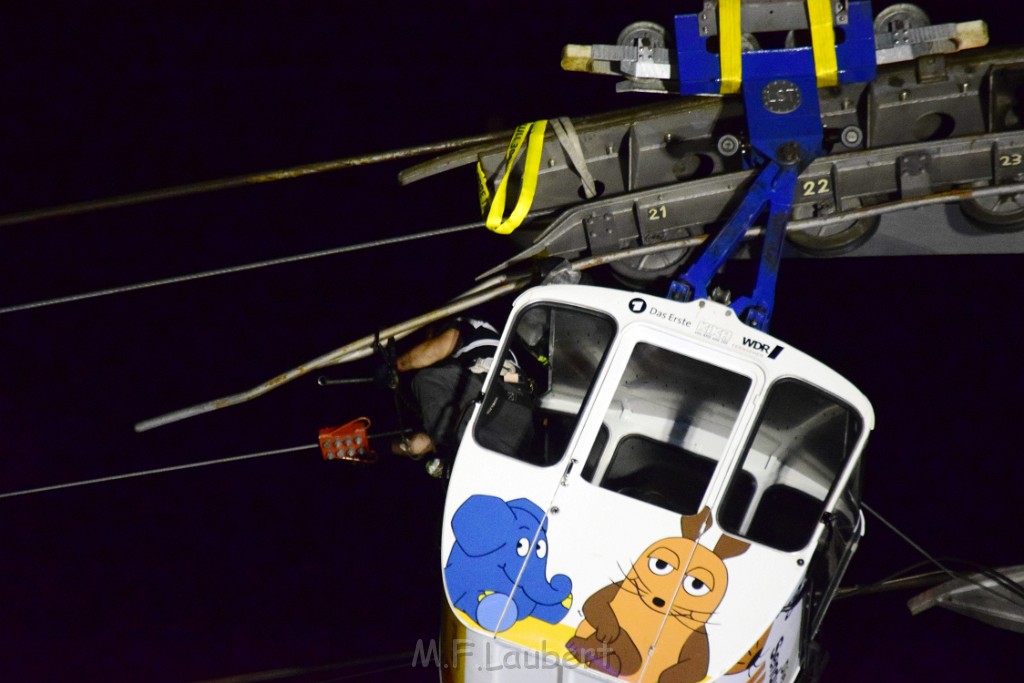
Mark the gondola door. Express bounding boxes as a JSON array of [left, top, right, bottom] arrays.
[[528, 324, 777, 683]]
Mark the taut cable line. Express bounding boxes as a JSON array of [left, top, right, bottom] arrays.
[[0, 221, 484, 315]]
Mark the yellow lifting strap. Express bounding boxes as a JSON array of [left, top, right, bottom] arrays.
[[719, 0, 743, 94], [807, 0, 839, 87], [718, 0, 840, 93], [478, 120, 548, 235]]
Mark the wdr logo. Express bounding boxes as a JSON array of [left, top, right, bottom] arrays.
[[742, 337, 784, 358], [742, 337, 771, 353]]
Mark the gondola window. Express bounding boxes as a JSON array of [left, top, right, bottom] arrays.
[[580, 342, 751, 515], [473, 304, 615, 466], [718, 380, 863, 552]]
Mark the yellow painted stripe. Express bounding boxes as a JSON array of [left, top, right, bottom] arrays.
[[808, 0, 839, 87], [441, 604, 467, 683], [719, 0, 743, 94], [484, 120, 548, 235]]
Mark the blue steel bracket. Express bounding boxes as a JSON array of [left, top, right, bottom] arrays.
[[741, 49, 824, 165], [674, 1, 877, 95], [665, 1, 877, 330], [668, 158, 799, 330], [730, 163, 798, 329]]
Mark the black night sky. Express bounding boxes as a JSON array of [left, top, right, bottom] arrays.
[[0, 2, 1020, 681]]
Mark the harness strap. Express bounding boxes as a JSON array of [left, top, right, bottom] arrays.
[[551, 116, 598, 199]]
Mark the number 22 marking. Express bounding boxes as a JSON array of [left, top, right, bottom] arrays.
[[802, 178, 831, 197]]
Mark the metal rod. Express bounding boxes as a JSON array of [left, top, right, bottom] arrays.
[[837, 570, 949, 598], [133, 274, 532, 432], [0, 132, 510, 228], [317, 376, 374, 386], [368, 428, 414, 440]]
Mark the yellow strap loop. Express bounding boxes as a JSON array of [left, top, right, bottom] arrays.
[[478, 120, 548, 235], [718, 0, 838, 92], [807, 0, 839, 87], [719, 0, 743, 94]]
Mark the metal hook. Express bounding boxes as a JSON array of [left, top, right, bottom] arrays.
[[316, 375, 374, 387]]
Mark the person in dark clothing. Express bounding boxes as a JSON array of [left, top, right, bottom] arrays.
[[391, 317, 508, 464]]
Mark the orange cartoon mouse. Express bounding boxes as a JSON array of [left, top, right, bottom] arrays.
[[566, 507, 748, 683]]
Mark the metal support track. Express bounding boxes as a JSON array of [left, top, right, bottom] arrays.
[[481, 128, 1024, 276], [405, 47, 1024, 269], [404, 49, 1024, 200]]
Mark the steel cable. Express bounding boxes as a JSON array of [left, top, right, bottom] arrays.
[[0, 221, 483, 315], [0, 444, 318, 500]]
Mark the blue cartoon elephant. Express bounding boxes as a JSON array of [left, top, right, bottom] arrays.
[[445, 495, 572, 632]]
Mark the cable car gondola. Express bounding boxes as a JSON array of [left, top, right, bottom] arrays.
[[439, 284, 873, 682]]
